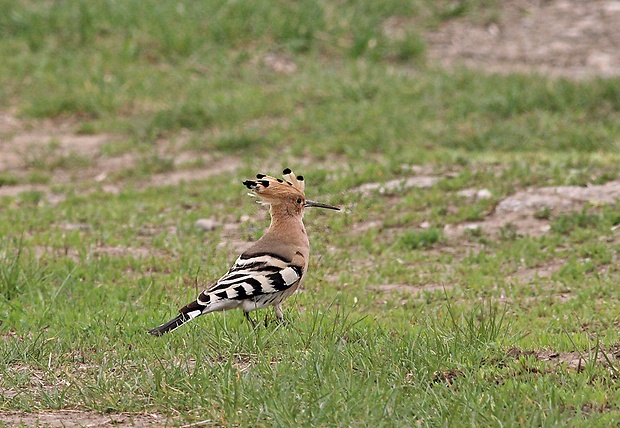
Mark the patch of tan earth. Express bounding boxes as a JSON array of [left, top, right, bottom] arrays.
[[446, 180, 620, 238], [93, 245, 167, 259], [261, 53, 298, 75], [352, 220, 383, 234], [508, 344, 620, 370], [353, 176, 619, 241], [498, 291, 576, 306], [425, 0, 620, 78], [370, 283, 456, 306], [0, 184, 51, 198], [0, 112, 242, 200], [371, 283, 454, 294], [149, 156, 241, 187], [0, 111, 33, 171], [354, 176, 440, 195], [0, 111, 21, 134], [509, 259, 566, 283], [215, 214, 270, 255], [32, 245, 169, 262], [0, 114, 109, 174], [0, 411, 167, 428], [497, 181, 620, 212]]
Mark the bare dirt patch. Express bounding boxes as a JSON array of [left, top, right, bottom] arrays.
[[0, 410, 167, 428], [370, 283, 456, 306], [149, 156, 241, 187], [370, 283, 454, 294], [354, 175, 619, 240], [426, 0, 620, 78], [31, 245, 170, 263], [431, 368, 464, 385], [261, 52, 298, 75], [497, 181, 620, 213], [508, 344, 620, 370], [446, 180, 620, 238], [93, 245, 167, 259], [509, 259, 566, 283], [0, 112, 242, 200], [352, 220, 383, 234], [0, 114, 109, 174], [354, 176, 439, 195]]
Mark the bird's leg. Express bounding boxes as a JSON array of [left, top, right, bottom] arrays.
[[274, 304, 286, 324], [243, 311, 257, 328]]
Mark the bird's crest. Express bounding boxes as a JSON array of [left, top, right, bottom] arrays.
[[243, 168, 306, 205]]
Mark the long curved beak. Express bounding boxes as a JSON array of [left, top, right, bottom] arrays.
[[305, 199, 340, 211]]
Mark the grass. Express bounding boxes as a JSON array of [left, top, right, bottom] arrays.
[[398, 228, 443, 249], [1, 0, 620, 426]]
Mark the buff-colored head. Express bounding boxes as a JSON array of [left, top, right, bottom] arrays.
[[243, 168, 339, 213]]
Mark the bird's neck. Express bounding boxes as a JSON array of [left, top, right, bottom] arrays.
[[266, 205, 308, 246], [269, 204, 303, 225]]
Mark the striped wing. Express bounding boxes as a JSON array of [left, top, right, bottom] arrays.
[[209, 253, 303, 297], [179, 253, 304, 319], [151, 254, 303, 335]]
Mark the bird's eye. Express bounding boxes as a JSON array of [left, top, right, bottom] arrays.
[[296, 198, 303, 204]]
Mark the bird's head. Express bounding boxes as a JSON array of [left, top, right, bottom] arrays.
[[243, 168, 340, 215]]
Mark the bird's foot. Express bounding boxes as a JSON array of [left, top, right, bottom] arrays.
[[243, 311, 257, 329]]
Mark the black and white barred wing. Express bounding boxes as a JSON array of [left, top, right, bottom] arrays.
[[148, 253, 303, 336], [182, 253, 304, 318]]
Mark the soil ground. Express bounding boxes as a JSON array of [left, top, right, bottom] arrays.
[[427, 0, 620, 79], [2, 0, 620, 426]]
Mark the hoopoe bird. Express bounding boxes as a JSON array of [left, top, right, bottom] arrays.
[[148, 168, 339, 336]]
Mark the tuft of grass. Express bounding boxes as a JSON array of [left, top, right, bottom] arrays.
[[533, 206, 552, 220], [214, 132, 266, 153], [551, 208, 601, 234], [136, 154, 175, 175], [16, 190, 45, 206], [499, 223, 519, 241], [0, 238, 47, 301], [393, 32, 426, 62], [25, 171, 51, 184], [0, 173, 19, 186], [398, 228, 442, 249], [149, 103, 215, 136], [22, 141, 93, 171]]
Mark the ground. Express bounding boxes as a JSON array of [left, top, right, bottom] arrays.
[[427, 0, 620, 78], [1, 0, 618, 234], [1, 0, 620, 426], [2, 0, 619, 184]]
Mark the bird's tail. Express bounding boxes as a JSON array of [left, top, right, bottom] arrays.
[[148, 300, 204, 336], [148, 313, 191, 336]]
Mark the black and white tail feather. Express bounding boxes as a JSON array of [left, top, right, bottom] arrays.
[[148, 168, 339, 336]]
